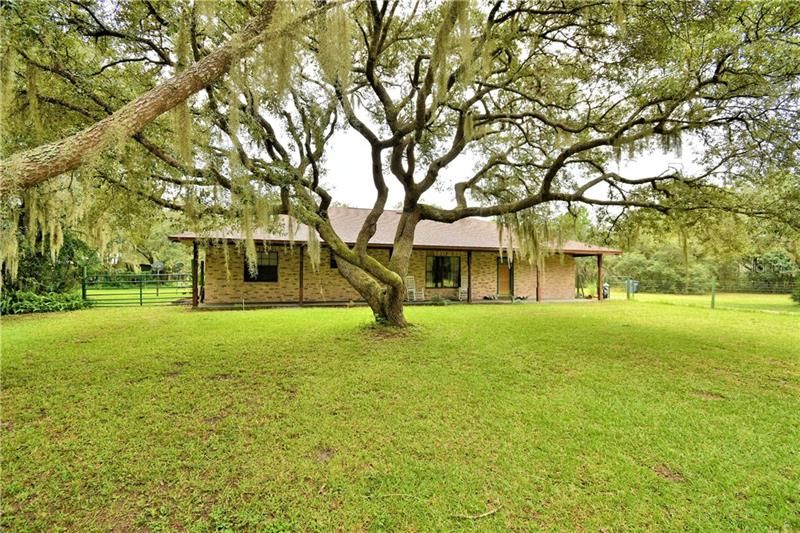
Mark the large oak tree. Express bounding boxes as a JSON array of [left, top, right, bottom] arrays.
[[2, 0, 799, 326]]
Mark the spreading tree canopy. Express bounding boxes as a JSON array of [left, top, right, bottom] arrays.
[[2, 0, 799, 325]]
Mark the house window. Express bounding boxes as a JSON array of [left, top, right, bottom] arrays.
[[330, 250, 337, 269], [244, 251, 278, 282], [426, 256, 461, 288]]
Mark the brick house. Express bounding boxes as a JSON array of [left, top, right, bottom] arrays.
[[170, 207, 621, 307]]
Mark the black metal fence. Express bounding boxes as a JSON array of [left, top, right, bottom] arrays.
[[82, 273, 192, 307]]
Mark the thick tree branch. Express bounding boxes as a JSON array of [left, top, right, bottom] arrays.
[[0, 0, 346, 195]]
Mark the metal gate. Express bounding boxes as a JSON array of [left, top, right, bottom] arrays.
[[82, 273, 192, 307]]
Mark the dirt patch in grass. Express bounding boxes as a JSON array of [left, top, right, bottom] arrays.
[[653, 464, 686, 483], [277, 383, 298, 399], [358, 322, 422, 340], [314, 447, 336, 463], [164, 361, 191, 379], [204, 412, 229, 426], [691, 390, 725, 400]]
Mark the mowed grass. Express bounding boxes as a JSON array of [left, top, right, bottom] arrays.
[[1, 302, 798, 531], [631, 291, 799, 314]]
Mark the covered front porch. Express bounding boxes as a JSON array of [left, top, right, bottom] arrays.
[[187, 241, 619, 309], [193, 295, 604, 311]]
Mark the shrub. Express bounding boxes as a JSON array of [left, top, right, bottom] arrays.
[[0, 291, 89, 315], [792, 280, 800, 305], [2, 232, 101, 294], [429, 295, 450, 306]]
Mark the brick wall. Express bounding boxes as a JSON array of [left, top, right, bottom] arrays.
[[470, 251, 497, 300], [541, 254, 577, 299], [303, 248, 390, 302], [202, 243, 577, 304], [514, 261, 537, 300], [203, 243, 301, 304], [466, 253, 574, 300]]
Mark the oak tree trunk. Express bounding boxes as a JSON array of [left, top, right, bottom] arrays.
[[376, 284, 407, 327], [331, 210, 421, 327], [336, 259, 408, 327]]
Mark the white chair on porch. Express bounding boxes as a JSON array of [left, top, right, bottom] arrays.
[[405, 276, 425, 301]]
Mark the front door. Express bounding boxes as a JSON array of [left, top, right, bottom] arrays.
[[497, 257, 513, 296]]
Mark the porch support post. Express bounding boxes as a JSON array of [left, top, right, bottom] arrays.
[[510, 257, 515, 302], [535, 264, 542, 302], [467, 250, 472, 303], [299, 245, 305, 306], [597, 254, 604, 303], [200, 258, 205, 303], [191, 240, 199, 308]]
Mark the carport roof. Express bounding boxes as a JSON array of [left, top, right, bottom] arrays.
[[169, 207, 622, 255]]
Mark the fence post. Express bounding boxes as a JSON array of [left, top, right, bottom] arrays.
[[626, 279, 631, 300], [81, 267, 87, 301], [139, 278, 143, 306], [710, 277, 716, 309]]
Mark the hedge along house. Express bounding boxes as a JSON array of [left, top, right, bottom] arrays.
[[169, 207, 622, 308]]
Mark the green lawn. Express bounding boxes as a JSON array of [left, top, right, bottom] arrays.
[[2, 303, 798, 530]]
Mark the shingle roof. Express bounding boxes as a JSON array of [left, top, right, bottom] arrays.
[[169, 206, 622, 255]]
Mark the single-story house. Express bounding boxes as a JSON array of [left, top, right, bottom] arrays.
[[169, 207, 622, 307]]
